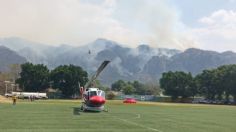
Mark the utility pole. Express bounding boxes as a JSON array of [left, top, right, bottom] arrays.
[[11, 83, 15, 93], [4, 81, 10, 94]]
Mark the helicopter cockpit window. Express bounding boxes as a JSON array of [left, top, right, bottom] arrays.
[[89, 91, 97, 97], [98, 90, 105, 97]]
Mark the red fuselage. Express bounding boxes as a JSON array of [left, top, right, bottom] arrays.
[[89, 96, 105, 106]]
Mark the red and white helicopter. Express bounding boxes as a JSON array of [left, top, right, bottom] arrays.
[[80, 60, 110, 112]]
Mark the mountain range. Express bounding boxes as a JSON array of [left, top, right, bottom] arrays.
[[1, 37, 236, 85], [0, 45, 27, 71]]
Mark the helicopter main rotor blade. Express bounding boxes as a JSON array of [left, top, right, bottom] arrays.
[[85, 60, 110, 88], [94, 60, 110, 79]]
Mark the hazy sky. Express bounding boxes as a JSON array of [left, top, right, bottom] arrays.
[[0, 0, 236, 52]]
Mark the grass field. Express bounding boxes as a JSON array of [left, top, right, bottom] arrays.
[[0, 99, 236, 132]]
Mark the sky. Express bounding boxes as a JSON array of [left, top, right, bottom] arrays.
[[0, 0, 236, 52]]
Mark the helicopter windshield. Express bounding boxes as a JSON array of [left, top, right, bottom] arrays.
[[89, 91, 97, 97]]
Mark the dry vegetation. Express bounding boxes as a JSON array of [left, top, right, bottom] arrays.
[[0, 95, 11, 103]]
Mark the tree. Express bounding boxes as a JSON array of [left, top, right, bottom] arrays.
[[213, 67, 227, 100], [16, 63, 49, 92], [133, 80, 145, 95], [50, 65, 88, 98], [217, 65, 231, 101], [106, 91, 116, 100], [143, 82, 161, 95], [122, 84, 135, 95], [111, 80, 126, 91], [218, 65, 236, 103], [160, 71, 177, 99], [195, 70, 216, 100], [111, 80, 159, 95], [160, 71, 196, 100], [189, 78, 198, 98]]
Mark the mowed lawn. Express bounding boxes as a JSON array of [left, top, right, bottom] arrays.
[[0, 100, 236, 132]]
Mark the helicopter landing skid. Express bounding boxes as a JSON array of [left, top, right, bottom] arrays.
[[80, 102, 105, 112]]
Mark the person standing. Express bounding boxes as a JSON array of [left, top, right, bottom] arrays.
[[12, 95, 17, 105]]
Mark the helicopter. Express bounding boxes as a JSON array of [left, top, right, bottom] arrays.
[[80, 60, 110, 112]]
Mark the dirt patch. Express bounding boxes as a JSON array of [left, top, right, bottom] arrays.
[[0, 95, 11, 103]]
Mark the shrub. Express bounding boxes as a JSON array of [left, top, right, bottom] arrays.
[[106, 91, 116, 100]]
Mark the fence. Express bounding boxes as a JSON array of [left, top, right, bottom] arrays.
[[116, 94, 173, 102]]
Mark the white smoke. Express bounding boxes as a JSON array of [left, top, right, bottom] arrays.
[[0, 0, 195, 50], [130, 0, 196, 50]]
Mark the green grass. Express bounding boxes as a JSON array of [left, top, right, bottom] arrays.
[[0, 100, 236, 132]]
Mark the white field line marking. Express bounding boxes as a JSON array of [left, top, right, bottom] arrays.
[[134, 114, 141, 119], [112, 115, 162, 132]]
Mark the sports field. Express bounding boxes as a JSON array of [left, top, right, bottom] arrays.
[[0, 99, 236, 132]]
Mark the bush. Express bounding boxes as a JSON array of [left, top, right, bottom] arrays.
[[106, 91, 116, 100]]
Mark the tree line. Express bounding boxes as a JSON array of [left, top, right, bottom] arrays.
[[160, 64, 236, 104], [15, 63, 161, 97], [11, 63, 160, 98], [10, 62, 236, 103], [16, 63, 88, 98], [111, 80, 161, 95]]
